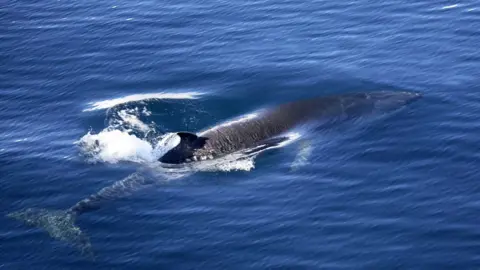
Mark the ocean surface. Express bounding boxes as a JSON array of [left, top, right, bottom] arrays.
[[1, 0, 480, 269]]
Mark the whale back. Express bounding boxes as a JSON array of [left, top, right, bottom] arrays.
[[194, 91, 421, 158]]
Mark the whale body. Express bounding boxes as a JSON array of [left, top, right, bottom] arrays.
[[158, 91, 422, 164]]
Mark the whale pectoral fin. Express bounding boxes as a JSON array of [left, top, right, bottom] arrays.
[[290, 140, 313, 172], [260, 136, 290, 147], [243, 136, 290, 156]]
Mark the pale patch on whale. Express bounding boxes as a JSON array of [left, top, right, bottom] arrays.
[[198, 113, 259, 135]]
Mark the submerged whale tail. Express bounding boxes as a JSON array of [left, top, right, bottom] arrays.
[[7, 172, 153, 258], [7, 208, 93, 258]]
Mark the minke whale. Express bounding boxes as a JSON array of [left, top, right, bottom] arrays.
[[158, 91, 422, 164], [7, 91, 421, 257]]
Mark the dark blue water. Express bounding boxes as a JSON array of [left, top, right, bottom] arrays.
[[2, 0, 480, 268]]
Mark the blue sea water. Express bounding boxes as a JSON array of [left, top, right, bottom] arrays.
[[1, 0, 480, 269]]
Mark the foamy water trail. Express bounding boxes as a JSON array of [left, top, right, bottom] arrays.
[[83, 91, 203, 112], [186, 152, 256, 172]]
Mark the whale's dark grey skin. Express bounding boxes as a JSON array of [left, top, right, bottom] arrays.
[[159, 91, 422, 164], [7, 90, 421, 257]]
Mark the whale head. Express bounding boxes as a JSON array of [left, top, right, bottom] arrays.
[[157, 132, 208, 164]]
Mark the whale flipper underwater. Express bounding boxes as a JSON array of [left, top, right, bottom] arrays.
[[7, 91, 422, 256]]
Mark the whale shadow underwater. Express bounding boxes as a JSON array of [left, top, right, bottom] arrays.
[[7, 90, 422, 258]]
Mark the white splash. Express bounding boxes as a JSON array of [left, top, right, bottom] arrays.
[[116, 108, 150, 132], [78, 105, 159, 163], [83, 91, 203, 112], [116, 110, 148, 132], [77, 129, 155, 163]]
